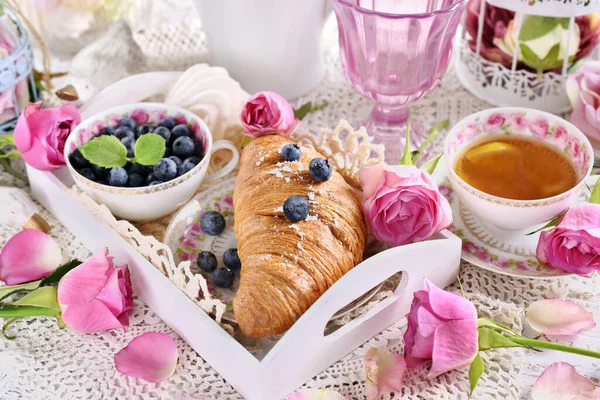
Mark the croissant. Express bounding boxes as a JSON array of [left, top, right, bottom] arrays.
[[233, 135, 367, 337]]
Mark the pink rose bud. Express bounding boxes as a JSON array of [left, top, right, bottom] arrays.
[[0, 229, 62, 285], [359, 164, 452, 246], [567, 61, 600, 144], [57, 249, 133, 333], [14, 102, 81, 171], [536, 203, 600, 277], [240, 91, 299, 138], [404, 279, 478, 377]]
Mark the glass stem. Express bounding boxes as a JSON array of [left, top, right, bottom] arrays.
[[510, 336, 600, 359]]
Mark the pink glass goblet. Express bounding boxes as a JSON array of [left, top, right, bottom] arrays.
[[332, 0, 468, 164]]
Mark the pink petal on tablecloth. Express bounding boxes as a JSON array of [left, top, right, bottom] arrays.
[[526, 299, 596, 335], [531, 362, 600, 400], [114, 332, 179, 383]]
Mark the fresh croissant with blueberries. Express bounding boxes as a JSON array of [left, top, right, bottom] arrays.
[[232, 135, 367, 337]]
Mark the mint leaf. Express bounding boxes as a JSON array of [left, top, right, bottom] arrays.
[[468, 353, 484, 398], [134, 133, 166, 166], [518, 16, 569, 42], [79, 136, 128, 168]]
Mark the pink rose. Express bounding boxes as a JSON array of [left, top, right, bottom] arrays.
[[507, 113, 527, 133], [14, 102, 81, 171], [0, 23, 29, 124], [553, 125, 569, 144], [0, 229, 62, 285], [567, 61, 600, 143], [483, 113, 505, 133], [404, 279, 478, 377], [536, 203, 600, 277], [529, 117, 550, 139], [359, 164, 452, 246], [240, 91, 299, 138], [57, 248, 133, 333]]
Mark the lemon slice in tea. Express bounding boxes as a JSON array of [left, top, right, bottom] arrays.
[[464, 141, 520, 161]]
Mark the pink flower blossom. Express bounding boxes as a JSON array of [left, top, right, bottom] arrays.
[[536, 203, 600, 277], [14, 102, 81, 171], [526, 299, 596, 336], [0, 229, 62, 285], [130, 109, 149, 125], [364, 347, 406, 400], [529, 117, 551, 139], [359, 164, 452, 246], [553, 125, 569, 145], [484, 113, 505, 133], [404, 279, 478, 377], [240, 91, 299, 138], [567, 60, 600, 143], [57, 249, 133, 333], [507, 113, 527, 133], [114, 332, 178, 383]]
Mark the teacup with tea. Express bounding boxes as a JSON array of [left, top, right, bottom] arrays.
[[444, 108, 594, 231]]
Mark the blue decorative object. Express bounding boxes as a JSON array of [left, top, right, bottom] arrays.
[[0, 3, 39, 135]]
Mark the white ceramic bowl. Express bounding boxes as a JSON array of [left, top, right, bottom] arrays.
[[64, 103, 239, 221], [444, 107, 594, 231]]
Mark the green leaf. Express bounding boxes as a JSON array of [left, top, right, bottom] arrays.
[[518, 16, 569, 42], [0, 134, 15, 147], [478, 327, 522, 351], [240, 136, 252, 149], [468, 353, 484, 398], [294, 102, 313, 121], [79, 136, 128, 168], [590, 178, 600, 205], [134, 133, 166, 166], [39, 260, 82, 287], [401, 108, 423, 166], [526, 211, 565, 235], [13, 287, 60, 312], [420, 153, 443, 175], [520, 43, 561, 74], [413, 120, 449, 165]]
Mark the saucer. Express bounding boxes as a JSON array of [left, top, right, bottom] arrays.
[[434, 161, 598, 279], [164, 177, 383, 323]]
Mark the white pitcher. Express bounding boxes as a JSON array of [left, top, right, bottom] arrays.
[[194, 0, 331, 100]]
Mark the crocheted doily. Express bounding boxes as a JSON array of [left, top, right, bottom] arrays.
[[0, 2, 587, 399]]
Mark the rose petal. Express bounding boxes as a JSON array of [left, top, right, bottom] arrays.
[[428, 319, 479, 378], [114, 332, 179, 383], [287, 389, 348, 400], [423, 279, 477, 321], [531, 362, 600, 400], [364, 348, 406, 400], [526, 299, 596, 335], [61, 298, 124, 333], [0, 229, 62, 285], [57, 249, 112, 305]]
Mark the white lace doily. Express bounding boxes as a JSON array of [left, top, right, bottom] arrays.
[[2, 2, 599, 399]]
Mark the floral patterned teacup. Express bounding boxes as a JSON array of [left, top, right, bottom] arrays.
[[444, 107, 594, 231], [64, 103, 239, 221]]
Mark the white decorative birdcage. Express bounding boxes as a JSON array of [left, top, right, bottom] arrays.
[[0, 2, 38, 134], [457, 0, 600, 114]]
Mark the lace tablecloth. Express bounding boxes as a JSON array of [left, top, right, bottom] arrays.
[[1, 2, 600, 399]]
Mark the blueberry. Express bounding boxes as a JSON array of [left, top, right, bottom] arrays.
[[196, 251, 217, 273], [136, 124, 153, 138], [99, 127, 115, 136], [177, 161, 195, 177], [158, 117, 176, 130], [145, 172, 157, 185], [149, 180, 164, 186], [184, 156, 201, 165], [127, 173, 144, 187], [168, 156, 182, 166], [194, 139, 205, 156], [79, 167, 96, 181], [282, 144, 302, 162], [283, 195, 309, 222], [126, 162, 145, 175], [164, 148, 173, 157], [69, 149, 90, 168], [309, 157, 332, 182], [91, 164, 109, 180], [121, 136, 136, 158], [200, 211, 226, 236], [170, 124, 193, 144], [118, 117, 137, 130], [153, 158, 177, 181], [223, 248, 241, 270], [154, 126, 171, 143], [108, 167, 128, 187], [173, 136, 195, 158], [213, 267, 235, 288], [115, 126, 135, 141]]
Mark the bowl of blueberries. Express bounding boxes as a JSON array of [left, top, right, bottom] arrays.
[[64, 103, 239, 221]]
